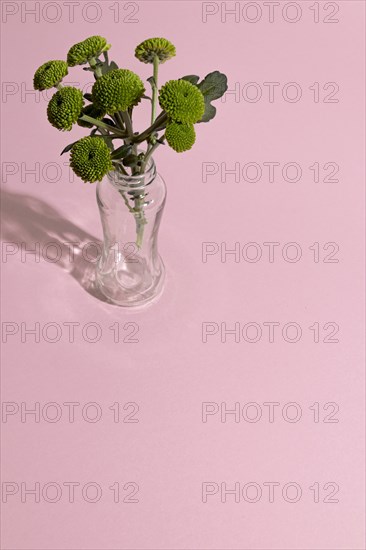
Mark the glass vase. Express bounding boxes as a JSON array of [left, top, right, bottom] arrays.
[[96, 158, 166, 307]]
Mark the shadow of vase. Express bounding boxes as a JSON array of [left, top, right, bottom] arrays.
[[1, 188, 110, 303]]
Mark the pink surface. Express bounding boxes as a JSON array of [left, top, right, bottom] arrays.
[[1, 1, 365, 549]]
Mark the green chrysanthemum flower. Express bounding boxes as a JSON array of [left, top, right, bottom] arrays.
[[67, 35, 110, 67], [47, 87, 84, 131], [92, 69, 145, 114], [159, 80, 205, 123], [165, 121, 196, 153], [33, 60, 68, 91], [70, 137, 113, 183], [135, 37, 176, 64], [77, 104, 106, 128]]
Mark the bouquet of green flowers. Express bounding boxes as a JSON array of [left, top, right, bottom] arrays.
[[34, 36, 227, 246]]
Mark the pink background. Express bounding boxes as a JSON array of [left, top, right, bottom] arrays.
[[1, 1, 365, 548]]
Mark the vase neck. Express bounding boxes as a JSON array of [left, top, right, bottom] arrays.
[[108, 158, 156, 191]]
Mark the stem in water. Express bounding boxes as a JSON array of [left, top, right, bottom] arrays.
[[133, 195, 147, 249]]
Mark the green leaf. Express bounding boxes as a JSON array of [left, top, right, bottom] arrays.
[[60, 141, 78, 155], [181, 75, 200, 85], [101, 60, 119, 75], [198, 71, 228, 100], [111, 144, 132, 160], [197, 71, 228, 123], [200, 103, 216, 123], [123, 154, 138, 167]]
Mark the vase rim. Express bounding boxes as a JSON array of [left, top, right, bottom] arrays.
[[107, 157, 156, 190]]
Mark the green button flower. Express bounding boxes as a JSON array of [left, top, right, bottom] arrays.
[[70, 137, 113, 183], [92, 69, 145, 114], [165, 121, 196, 153], [135, 37, 176, 64], [47, 87, 84, 131], [159, 79, 205, 123], [33, 60, 68, 91], [67, 36, 110, 67]]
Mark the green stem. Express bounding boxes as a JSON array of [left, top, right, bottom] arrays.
[[116, 173, 147, 248], [133, 112, 168, 144], [119, 187, 146, 248], [120, 111, 139, 160], [89, 57, 102, 78], [151, 55, 159, 126], [112, 160, 128, 176], [121, 111, 133, 137], [133, 195, 147, 249], [79, 115, 126, 137], [118, 189, 135, 213], [118, 186, 147, 249], [141, 136, 165, 172], [114, 112, 126, 131]]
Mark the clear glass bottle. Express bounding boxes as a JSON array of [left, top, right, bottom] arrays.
[[96, 158, 166, 307]]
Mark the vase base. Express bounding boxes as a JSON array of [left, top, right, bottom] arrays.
[[96, 256, 165, 308]]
